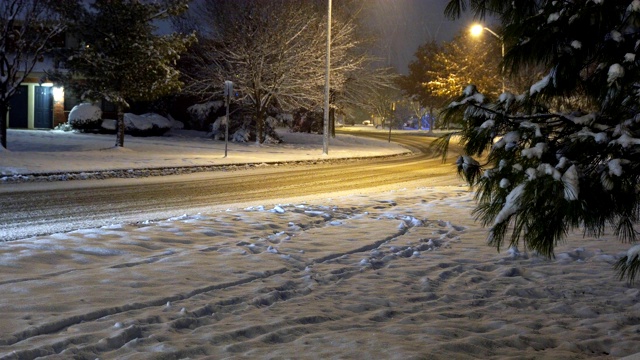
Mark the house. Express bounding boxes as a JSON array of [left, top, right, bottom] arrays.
[[6, 31, 115, 130], [8, 76, 65, 130], [5, 28, 67, 130]]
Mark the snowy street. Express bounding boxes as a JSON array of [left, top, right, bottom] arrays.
[[0, 128, 455, 241]]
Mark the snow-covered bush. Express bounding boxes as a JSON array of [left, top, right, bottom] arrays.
[[168, 114, 184, 130], [54, 122, 74, 132], [275, 113, 294, 127], [124, 113, 172, 136], [209, 114, 281, 144], [290, 109, 323, 134], [68, 103, 102, 131], [101, 119, 116, 132], [187, 101, 223, 130]]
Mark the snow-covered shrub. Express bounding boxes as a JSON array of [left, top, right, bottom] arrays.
[[187, 101, 223, 130], [168, 114, 184, 130], [275, 113, 294, 127], [124, 113, 172, 136], [101, 119, 116, 132], [209, 114, 281, 143], [290, 109, 323, 134], [54, 122, 74, 132], [266, 116, 279, 130], [68, 103, 103, 131], [232, 127, 251, 142]]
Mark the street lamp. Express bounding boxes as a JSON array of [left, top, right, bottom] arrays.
[[223, 80, 233, 158], [322, 0, 331, 155], [470, 23, 505, 93]]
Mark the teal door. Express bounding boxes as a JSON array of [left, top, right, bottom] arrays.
[[9, 85, 28, 128], [34, 86, 53, 128]]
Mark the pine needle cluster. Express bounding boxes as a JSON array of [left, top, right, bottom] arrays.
[[441, 0, 640, 283]]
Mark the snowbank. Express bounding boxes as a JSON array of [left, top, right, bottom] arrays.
[[124, 113, 172, 135]]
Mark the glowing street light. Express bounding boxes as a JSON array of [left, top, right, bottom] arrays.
[[470, 23, 505, 92], [469, 24, 484, 37]]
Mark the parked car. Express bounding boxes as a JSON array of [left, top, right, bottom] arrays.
[[362, 120, 371, 126]]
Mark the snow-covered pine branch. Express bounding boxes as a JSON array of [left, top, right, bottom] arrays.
[[443, 0, 640, 283]]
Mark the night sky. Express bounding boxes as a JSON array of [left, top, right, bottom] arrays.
[[363, 0, 480, 74]]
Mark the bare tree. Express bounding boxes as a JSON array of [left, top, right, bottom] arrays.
[[0, 0, 78, 148], [180, 0, 367, 143], [336, 66, 399, 125]]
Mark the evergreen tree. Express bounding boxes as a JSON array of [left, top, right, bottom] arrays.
[[56, 0, 194, 147], [441, 0, 640, 282]]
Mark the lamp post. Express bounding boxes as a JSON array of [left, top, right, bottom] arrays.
[[322, 0, 331, 155], [387, 101, 395, 143], [223, 80, 233, 158], [470, 24, 505, 93]]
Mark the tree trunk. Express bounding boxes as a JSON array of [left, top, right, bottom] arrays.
[[115, 105, 125, 147], [0, 102, 8, 149], [330, 108, 335, 138], [256, 106, 265, 144]]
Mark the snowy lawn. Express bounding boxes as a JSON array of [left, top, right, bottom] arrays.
[[0, 127, 408, 178], [0, 128, 639, 359]]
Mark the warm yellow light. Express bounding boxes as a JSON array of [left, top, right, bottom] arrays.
[[470, 24, 484, 37], [52, 86, 64, 102]]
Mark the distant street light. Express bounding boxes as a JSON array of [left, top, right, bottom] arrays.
[[470, 23, 505, 93]]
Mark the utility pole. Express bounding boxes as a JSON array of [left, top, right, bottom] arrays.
[[388, 102, 395, 143], [322, 0, 332, 155], [224, 80, 233, 158]]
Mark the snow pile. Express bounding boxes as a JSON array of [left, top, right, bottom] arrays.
[[68, 103, 103, 130], [124, 113, 172, 136]]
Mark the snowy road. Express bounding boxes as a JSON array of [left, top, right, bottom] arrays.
[[0, 132, 460, 241]]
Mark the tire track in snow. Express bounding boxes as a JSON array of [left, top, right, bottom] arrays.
[[0, 199, 468, 359]]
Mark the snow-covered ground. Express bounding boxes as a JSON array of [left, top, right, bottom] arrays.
[[1, 128, 639, 359], [0, 127, 408, 180]]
